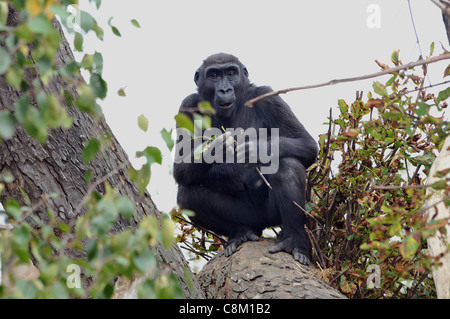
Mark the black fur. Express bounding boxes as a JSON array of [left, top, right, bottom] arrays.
[[173, 53, 318, 264]]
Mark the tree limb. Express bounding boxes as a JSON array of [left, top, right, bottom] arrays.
[[245, 52, 450, 107]]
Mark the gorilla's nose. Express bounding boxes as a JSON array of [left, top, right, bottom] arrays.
[[219, 88, 232, 95]]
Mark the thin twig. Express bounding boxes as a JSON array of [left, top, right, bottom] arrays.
[[255, 166, 272, 189], [408, 0, 432, 86], [245, 52, 450, 107], [174, 215, 227, 246], [371, 177, 450, 191]]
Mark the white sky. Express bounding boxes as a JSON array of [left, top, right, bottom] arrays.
[[0, 0, 448, 272], [72, 0, 449, 214], [9, 0, 442, 217]]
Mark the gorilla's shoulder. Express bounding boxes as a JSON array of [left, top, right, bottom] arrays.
[[249, 85, 274, 98], [180, 93, 202, 111]]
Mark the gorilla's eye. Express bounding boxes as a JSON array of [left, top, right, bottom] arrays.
[[208, 71, 219, 79]]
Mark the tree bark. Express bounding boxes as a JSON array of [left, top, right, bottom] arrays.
[[197, 239, 346, 299], [431, 0, 450, 44], [426, 135, 450, 299], [0, 14, 203, 298], [0, 8, 345, 300]]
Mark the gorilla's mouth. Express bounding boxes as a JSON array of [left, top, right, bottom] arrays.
[[219, 102, 233, 109]]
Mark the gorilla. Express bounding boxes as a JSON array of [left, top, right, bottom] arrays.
[[173, 53, 318, 265]]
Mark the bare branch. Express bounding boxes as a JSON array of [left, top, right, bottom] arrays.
[[245, 52, 450, 107]]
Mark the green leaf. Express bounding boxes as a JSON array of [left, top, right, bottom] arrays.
[[82, 138, 100, 163], [430, 42, 435, 56], [0, 1, 8, 26], [133, 247, 156, 273], [399, 232, 420, 258], [161, 216, 175, 249], [13, 224, 31, 247], [138, 114, 149, 132], [80, 10, 95, 33], [198, 101, 216, 115], [5, 66, 23, 89], [373, 81, 388, 97], [391, 50, 399, 66], [38, 93, 72, 129], [416, 102, 429, 117], [160, 128, 174, 151], [431, 179, 448, 190], [23, 107, 48, 143], [90, 73, 107, 99], [28, 15, 53, 35], [129, 163, 151, 194], [75, 84, 97, 112], [131, 19, 141, 28], [111, 26, 121, 37], [115, 196, 135, 220], [0, 47, 11, 75], [117, 88, 126, 96], [86, 239, 98, 261], [338, 99, 348, 114], [175, 113, 194, 132], [436, 87, 450, 105], [74, 32, 83, 51], [409, 153, 434, 167], [136, 146, 162, 165], [0, 111, 16, 139], [5, 198, 21, 219], [17, 280, 38, 299], [108, 17, 121, 37]]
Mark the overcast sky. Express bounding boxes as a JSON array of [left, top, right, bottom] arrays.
[[71, 0, 450, 214]]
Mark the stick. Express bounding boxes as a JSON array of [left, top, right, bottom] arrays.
[[245, 52, 450, 107]]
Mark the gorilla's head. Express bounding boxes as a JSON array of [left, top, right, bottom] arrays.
[[195, 53, 250, 118]]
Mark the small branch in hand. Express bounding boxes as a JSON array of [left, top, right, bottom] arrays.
[[255, 167, 272, 189]]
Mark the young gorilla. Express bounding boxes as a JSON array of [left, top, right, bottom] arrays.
[[173, 53, 318, 265]]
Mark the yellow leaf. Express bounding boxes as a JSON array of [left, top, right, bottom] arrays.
[[44, 0, 58, 19], [26, 0, 42, 18], [444, 64, 450, 78], [19, 44, 29, 57]]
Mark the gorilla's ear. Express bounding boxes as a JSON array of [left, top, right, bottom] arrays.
[[194, 69, 200, 85], [243, 67, 249, 78]]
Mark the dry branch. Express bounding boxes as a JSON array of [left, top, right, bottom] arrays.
[[245, 52, 450, 107]]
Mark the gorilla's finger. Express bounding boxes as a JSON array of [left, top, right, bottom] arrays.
[[210, 131, 232, 148]]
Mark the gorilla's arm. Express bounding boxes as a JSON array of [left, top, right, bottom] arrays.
[[173, 94, 246, 191], [250, 87, 319, 169]]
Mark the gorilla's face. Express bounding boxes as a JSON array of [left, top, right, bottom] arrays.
[[195, 54, 249, 119]]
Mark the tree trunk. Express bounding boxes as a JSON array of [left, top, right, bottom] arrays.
[[197, 239, 346, 299], [0, 14, 203, 298], [1, 8, 346, 300], [426, 135, 450, 299]]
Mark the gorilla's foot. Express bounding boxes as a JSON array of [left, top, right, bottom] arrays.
[[269, 236, 310, 265], [224, 229, 260, 257]]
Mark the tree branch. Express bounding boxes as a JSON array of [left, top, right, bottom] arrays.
[[431, 0, 450, 15], [245, 52, 450, 107]]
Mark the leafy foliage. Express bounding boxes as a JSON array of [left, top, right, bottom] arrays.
[[306, 50, 449, 298], [170, 50, 450, 299], [0, 0, 181, 298]]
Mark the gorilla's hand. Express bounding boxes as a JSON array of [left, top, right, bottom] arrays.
[[203, 131, 235, 161], [236, 140, 261, 168], [269, 235, 310, 265]]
